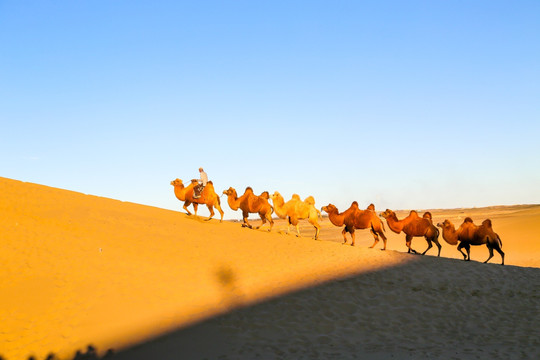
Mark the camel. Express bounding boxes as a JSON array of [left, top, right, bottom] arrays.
[[437, 218, 504, 265], [170, 178, 224, 222], [222, 187, 274, 231], [379, 209, 441, 256], [321, 202, 387, 249], [270, 191, 321, 239]]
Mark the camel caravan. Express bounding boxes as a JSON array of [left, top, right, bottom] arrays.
[[170, 176, 505, 265]]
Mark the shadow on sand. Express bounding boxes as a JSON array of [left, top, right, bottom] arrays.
[[114, 256, 540, 359], [5, 256, 540, 360]]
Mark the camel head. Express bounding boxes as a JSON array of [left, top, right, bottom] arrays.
[[436, 219, 454, 230], [321, 204, 338, 214], [170, 178, 184, 187], [223, 187, 237, 197], [380, 209, 395, 219], [270, 191, 284, 205]]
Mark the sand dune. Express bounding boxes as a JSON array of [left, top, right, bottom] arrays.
[[1, 177, 539, 359]]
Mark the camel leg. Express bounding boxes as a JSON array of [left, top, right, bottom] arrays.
[[405, 234, 418, 254], [242, 211, 252, 229], [268, 214, 274, 232], [497, 248, 505, 265], [289, 217, 300, 237], [350, 229, 356, 246], [458, 243, 468, 260], [495, 243, 505, 265], [433, 237, 442, 257], [421, 237, 432, 255], [256, 212, 273, 232], [484, 243, 495, 264], [264, 211, 274, 232], [183, 201, 193, 216], [368, 228, 379, 249], [286, 217, 293, 235], [255, 213, 267, 230], [341, 228, 349, 245], [215, 202, 224, 223], [205, 205, 215, 221], [309, 217, 320, 240], [379, 231, 387, 250]]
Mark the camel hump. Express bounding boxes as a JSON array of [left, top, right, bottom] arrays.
[[464, 217, 474, 223], [207, 180, 213, 185], [482, 219, 493, 228], [245, 187, 253, 193], [423, 212, 432, 220], [260, 191, 270, 199], [304, 196, 316, 205], [409, 210, 419, 218], [351, 201, 359, 208], [292, 194, 301, 200], [367, 203, 375, 211]]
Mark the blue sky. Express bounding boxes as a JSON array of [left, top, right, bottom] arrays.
[[1, 1, 539, 218]]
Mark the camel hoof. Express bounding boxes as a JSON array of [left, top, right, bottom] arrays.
[[350, 244, 355, 247]]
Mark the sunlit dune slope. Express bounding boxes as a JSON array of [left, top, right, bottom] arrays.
[[0, 177, 411, 359]]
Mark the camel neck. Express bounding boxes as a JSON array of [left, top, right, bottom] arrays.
[[173, 185, 187, 201], [442, 226, 459, 243], [385, 215, 404, 234], [226, 194, 241, 211], [328, 211, 345, 227], [272, 196, 288, 219]]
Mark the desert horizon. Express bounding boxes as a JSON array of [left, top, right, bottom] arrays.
[[1, 176, 539, 359]]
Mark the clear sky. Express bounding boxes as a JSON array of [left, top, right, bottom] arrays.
[[1, 1, 539, 219]]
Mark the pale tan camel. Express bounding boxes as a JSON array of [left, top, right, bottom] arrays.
[[222, 187, 274, 231], [380, 209, 441, 256], [322, 202, 387, 249], [437, 218, 504, 265], [170, 178, 224, 222], [270, 191, 321, 239]]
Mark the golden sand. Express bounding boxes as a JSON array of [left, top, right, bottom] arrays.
[[1, 177, 539, 359]]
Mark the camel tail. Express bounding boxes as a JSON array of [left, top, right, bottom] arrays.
[[497, 234, 503, 248]]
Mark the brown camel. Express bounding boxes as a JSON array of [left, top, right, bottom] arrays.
[[170, 178, 224, 222], [222, 187, 274, 231], [380, 209, 441, 256], [437, 218, 504, 265], [321, 201, 387, 249], [270, 191, 321, 239]]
